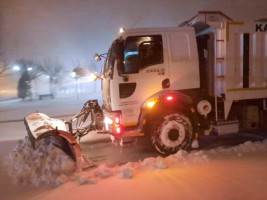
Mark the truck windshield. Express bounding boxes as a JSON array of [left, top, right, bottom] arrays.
[[103, 35, 163, 76], [103, 40, 123, 78], [124, 35, 163, 73]]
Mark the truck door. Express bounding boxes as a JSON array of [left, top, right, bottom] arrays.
[[116, 34, 170, 126], [166, 30, 200, 91]]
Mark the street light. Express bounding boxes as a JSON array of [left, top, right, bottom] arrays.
[[13, 65, 20, 71], [71, 71, 76, 78]]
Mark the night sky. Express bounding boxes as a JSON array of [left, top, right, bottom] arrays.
[[0, 0, 266, 68]]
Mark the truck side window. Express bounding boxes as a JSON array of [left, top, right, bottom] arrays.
[[103, 50, 110, 75], [124, 35, 163, 73], [139, 40, 163, 69], [103, 48, 115, 78]]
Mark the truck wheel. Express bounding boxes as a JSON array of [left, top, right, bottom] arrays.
[[151, 113, 193, 155]]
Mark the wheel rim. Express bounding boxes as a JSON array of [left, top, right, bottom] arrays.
[[159, 121, 186, 148]]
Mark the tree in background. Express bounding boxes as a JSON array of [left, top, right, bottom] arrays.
[[0, 60, 10, 77], [17, 70, 31, 99], [0, 52, 11, 77], [38, 57, 64, 96], [14, 59, 39, 99], [15, 59, 42, 81], [15, 59, 44, 99]]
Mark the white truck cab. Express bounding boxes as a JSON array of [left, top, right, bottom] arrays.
[[96, 11, 267, 154], [102, 27, 199, 126]]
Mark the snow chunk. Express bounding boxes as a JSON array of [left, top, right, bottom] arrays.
[[120, 167, 134, 179], [140, 157, 168, 169], [155, 159, 168, 169], [77, 177, 97, 185], [92, 164, 114, 179]]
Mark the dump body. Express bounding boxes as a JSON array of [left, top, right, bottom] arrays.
[[184, 11, 267, 120]]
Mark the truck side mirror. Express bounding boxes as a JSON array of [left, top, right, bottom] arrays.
[[94, 53, 102, 62], [94, 53, 107, 62]]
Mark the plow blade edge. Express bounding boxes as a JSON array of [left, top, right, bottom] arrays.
[[24, 112, 92, 172]]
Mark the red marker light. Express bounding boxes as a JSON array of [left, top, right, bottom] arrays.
[[166, 96, 173, 101]]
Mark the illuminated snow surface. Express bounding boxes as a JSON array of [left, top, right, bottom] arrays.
[[4, 136, 267, 186]]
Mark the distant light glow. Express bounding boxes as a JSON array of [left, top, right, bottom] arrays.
[[27, 67, 33, 71], [13, 65, 20, 71], [71, 72, 76, 78]]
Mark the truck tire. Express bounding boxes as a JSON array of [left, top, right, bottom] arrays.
[[151, 113, 193, 155]]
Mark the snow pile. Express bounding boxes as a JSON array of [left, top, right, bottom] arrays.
[[208, 140, 267, 158], [76, 139, 267, 185], [4, 136, 76, 187], [74, 148, 211, 184], [4, 136, 267, 188], [92, 164, 115, 179]]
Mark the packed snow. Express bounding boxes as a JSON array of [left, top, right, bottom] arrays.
[[4, 136, 76, 187]]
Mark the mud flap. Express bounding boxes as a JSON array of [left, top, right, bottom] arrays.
[[24, 113, 93, 172]]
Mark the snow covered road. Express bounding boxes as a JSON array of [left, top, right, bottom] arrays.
[[33, 153, 267, 200], [2, 139, 267, 200]]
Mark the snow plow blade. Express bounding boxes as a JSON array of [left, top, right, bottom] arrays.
[[24, 112, 93, 172]]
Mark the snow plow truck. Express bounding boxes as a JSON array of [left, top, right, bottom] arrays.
[[25, 11, 267, 171]]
